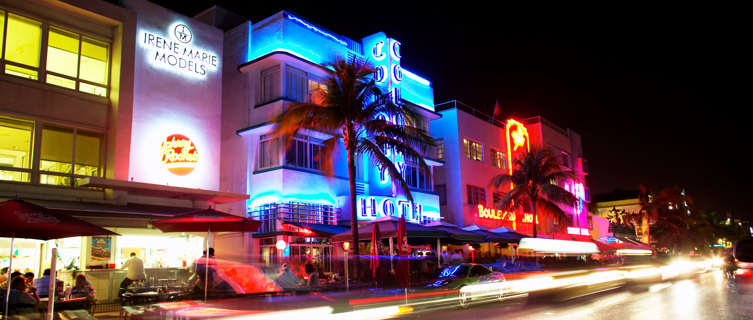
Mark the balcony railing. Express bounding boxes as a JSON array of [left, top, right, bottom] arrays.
[[248, 201, 339, 234]]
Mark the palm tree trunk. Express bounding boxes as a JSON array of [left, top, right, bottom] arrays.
[[530, 200, 538, 238], [346, 125, 360, 280]]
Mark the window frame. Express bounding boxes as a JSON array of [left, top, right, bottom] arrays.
[[491, 148, 507, 169], [463, 138, 483, 162], [284, 135, 325, 171], [466, 185, 486, 206], [0, 114, 104, 187], [257, 134, 281, 170], [0, 9, 111, 98], [284, 65, 328, 104]]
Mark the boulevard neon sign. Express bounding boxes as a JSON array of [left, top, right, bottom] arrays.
[[160, 134, 199, 176], [477, 205, 537, 224], [139, 23, 219, 78]]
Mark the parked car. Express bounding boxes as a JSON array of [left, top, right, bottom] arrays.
[[426, 263, 507, 307], [733, 238, 753, 288]]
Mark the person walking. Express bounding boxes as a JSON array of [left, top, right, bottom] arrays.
[[120, 252, 146, 297]]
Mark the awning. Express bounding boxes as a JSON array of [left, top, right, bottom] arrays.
[[330, 220, 448, 242], [19, 199, 195, 228], [79, 177, 249, 204], [283, 221, 350, 237]]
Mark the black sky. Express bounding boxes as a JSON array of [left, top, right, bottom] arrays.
[[151, 1, 750, 217]]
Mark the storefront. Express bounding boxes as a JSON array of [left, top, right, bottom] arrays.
[[1, 0, 247, 304]]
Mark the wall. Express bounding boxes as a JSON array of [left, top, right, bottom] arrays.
[[124, 0, 223, 190]]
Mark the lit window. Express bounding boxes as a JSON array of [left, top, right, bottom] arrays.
[[491, 149, 507, 169], [0, 116, 34, 182], [46, 27, 80, 78], [435, 139, 444, 160], [308, 78, 327, 105], [39, 126, 102, 186], [79, 38, 109, 85], [463, 138, 483, 161], [3, 13, 42, 79]]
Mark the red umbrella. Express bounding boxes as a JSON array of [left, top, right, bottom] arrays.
[[370, 223, 380, 280], [0, 199, 118, 319], [395, 214, 410, 288], [0, 199, 118, 240], [150, 208, 260, 301]]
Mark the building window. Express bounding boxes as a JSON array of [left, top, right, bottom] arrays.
[[435, 139, 444, 160], [260, 66, 281, 104], [463, 138, 483, 161], [0, 116, 34, 182], [467, 185, 486, 206], [492, 192, 504, 207], [285, 66, 327, 104], [39, 126, 103, 187], [491, 148, 507, 169], [258, 135, 280, 170], [285, 135, 323, 171], [403, 154, 431, 191], [435, 184, 447, 206], [0, 10, 110, 97], [561, 152, 570, 168], [0, 115, 102, 186], [2, 12, 42, 80]]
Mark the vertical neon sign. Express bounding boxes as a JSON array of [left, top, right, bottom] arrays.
[[505, 119, 530, 190]]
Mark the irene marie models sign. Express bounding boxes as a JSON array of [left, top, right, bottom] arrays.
[[139, 23, 219, 78]]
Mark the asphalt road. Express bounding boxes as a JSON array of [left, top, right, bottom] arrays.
[[403, 271, 753, 320]]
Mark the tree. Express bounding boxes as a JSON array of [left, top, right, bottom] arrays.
[[647, 186, 694, 253], [490, 148, 577, 237], [271, 58, 434, 278]]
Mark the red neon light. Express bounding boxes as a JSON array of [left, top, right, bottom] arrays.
[[505, 119, 530, 190], [477, 205, 537, 224]]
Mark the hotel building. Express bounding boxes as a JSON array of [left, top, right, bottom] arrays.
[[214, 9, 442, 265], [431, 100, 599, 238]]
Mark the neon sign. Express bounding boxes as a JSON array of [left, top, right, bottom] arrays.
[[139, 23, 219, 78], [476, 205, 537, 224], [160, 134, 199, 176], [357, 195, 427, 223], [505, 118, 530, 189]]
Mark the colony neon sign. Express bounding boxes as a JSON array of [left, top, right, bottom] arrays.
[[160, 134, 199, 176], [139, 23, 219, 78], [477, 205, 537, 224]]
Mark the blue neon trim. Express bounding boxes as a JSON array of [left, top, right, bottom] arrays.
[[403, 68, 431, 86], [285, 13, 348, 46]]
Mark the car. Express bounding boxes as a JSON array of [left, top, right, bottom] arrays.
[[427, 263, 507, 307], [733, 238, 753, 287]]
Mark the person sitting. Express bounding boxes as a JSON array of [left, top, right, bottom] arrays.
[[307, 265, 320, 288], [34, 269, 62, 298], [69, 274, 96, 313], [274, 263, 301, 290], [6, 276, 40, 315]]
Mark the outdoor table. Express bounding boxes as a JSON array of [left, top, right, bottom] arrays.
[[37, 296, 90, 311]]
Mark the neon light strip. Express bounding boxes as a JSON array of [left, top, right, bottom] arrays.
[[402, 68, 431, 86], [285, 13, 348, 46], [505, 119, 530, 190]]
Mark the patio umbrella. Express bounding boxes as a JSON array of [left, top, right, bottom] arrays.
[[490, 226, 528, 241], [370, 223, 380, 280], [0, 199, 118, 320], [150, 208, 260, 301], [395, 214, 410, 288]]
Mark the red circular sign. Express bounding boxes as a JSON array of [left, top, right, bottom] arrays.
[[160, 134, 199, 176]]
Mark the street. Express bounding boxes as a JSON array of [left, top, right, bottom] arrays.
[[403, 271, 753, 320]]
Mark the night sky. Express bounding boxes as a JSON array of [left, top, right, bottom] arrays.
[[151, 1, 749, 217]]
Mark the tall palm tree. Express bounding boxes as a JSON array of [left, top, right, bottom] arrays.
[[271, 58, 434, 278], [489, 148, 577, 238]]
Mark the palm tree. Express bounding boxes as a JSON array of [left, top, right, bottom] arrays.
[[271, 58, 434, 278], [489, 148, 577, 238]]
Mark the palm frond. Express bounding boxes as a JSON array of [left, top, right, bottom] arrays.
[[357, 139, 415, 203], [538, 184, 578, 208], [271, 103, 344, 148], [371, 135, 432, 175]]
